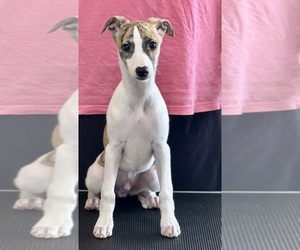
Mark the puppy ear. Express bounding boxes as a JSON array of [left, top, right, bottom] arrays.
[[48, 17, 78, 42], [101, 16, 129, 36], [147, 18, 175, 37]]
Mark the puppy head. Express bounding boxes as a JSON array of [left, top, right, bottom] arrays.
[[102, 16, 174, 82], [49, 16, 78, 42]]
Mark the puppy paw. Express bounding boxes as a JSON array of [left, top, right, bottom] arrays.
[[93, 217, 114, 239], [93, 225, 113, 239], [138, 192, 159, 209], [31, 225, 71, 238], [84, 197, 100, 210], [161, 217, 181, 238], [13, 197, 44, 210], [30, 216, 73, 238]]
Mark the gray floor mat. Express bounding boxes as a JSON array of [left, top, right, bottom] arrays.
[[222, 193, 300, 250], [79, 192, 222, 250], [0, 192, 78, 250], [3, 191, 295, 249]]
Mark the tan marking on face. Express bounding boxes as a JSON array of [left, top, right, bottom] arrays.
[[136, 22, 162, 44], [136, 23, 162, 65], [114, 20, 165, 70], [114, 21, 162, 48], [116, 24, 135, 61], [114, 23, 135, 48]]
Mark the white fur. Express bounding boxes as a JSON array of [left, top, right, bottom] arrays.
[[85, 20, 180, 238], [13, 17, 78, 239], [14, 90, 78, 238], [126, 27, 154, 80]]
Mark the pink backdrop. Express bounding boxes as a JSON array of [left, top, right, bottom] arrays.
[[79, 0, 221, 115], [3, 1, 298, 116], [222, 0, 300, 115], [0, 0, 78, 114]]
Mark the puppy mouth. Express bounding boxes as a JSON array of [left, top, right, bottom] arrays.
[[136, 76, 150, 82]]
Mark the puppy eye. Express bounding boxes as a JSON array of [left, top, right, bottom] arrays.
[[121, 43, 131, 52], [149, 41, 157, 50]]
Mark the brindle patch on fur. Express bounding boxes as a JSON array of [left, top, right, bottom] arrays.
[[119, 40, 135, 62], [117, 22, 162, 66], [117, 24, 135, 63], [136, 23, 162, 67], [117, 22, 161, 65]]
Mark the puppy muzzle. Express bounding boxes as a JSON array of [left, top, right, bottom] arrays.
[[135, 66, 150, 81]]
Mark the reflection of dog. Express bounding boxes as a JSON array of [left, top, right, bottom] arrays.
[[84, 16, 181, 238], [13, 17, 78, 238]]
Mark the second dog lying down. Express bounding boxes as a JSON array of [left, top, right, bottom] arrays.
[[84, 16, 181, 239]]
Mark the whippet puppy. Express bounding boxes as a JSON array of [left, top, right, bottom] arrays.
[[13, 17, 78, 238], [84, 16, 181, 238]]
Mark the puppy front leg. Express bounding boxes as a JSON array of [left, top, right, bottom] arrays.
[[152, 142, 181, 238], [31, 90, 78, 238], [93, 142, 123, 239], [30, 142, 78, 238]]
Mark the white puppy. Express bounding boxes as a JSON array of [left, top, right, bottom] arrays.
[[13, 17, 78, 238], [85, 16, 181, 238]]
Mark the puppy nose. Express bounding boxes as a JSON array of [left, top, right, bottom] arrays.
[[135, 66, 149, 78]]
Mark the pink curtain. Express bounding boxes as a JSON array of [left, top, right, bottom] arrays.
[[0, 0, 78, 114], [222, 0, 300, 115], [79, 0, 221, 115], [3, 1, 297, 116]]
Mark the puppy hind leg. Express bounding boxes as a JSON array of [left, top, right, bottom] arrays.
[[31, 91, 78, 238], [31, 142, 78, 238], [13, 152, 55, 210], [13, 191, 45, 211], [130, 166, 160, 209], [138, 190, 159, 209], [84, 153, 105, 210]]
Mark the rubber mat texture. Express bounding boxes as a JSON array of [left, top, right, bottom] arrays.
[[2, 191, 297, 249], [79, 192, 222, 250], [222, 193, 300, 250], [0, 192, 78, 250]]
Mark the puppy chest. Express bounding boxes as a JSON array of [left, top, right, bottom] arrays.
[[120, 145, 154, 173], [128, 107, 167, 135], [120, 119, 156, 171]]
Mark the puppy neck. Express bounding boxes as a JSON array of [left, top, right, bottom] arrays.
[[118, 62, 156, 109]]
